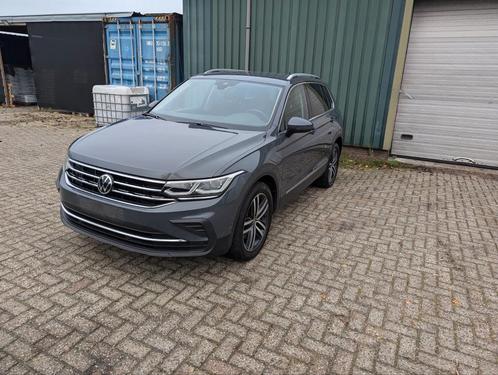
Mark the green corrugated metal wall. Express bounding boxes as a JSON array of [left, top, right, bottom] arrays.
[[183, 0, 405, 149], [183, 0, 212, 74], [184, 0, 247, 74]]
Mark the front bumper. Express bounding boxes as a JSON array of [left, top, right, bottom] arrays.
[[59, 171, 247, 257]]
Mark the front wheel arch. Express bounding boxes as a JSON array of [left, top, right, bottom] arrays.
[[228, 181, 274, 261], [255, 175, 278, 212]]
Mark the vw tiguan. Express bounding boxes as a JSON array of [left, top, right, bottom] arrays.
[[58, 70, 343, 260]]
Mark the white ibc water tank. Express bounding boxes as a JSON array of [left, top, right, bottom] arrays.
[[92, 85, 149, 126]]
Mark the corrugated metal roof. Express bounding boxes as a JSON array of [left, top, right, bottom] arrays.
[[0, 12, 134, 25]]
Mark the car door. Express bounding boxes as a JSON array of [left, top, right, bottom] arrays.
[[275, 84, 316, 195], [304, 83, 335, 171]]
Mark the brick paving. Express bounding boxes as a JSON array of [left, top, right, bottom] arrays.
[[0, 108, 497, 374]]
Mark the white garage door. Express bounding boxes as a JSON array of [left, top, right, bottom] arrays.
[[392, 0, 498, 167]]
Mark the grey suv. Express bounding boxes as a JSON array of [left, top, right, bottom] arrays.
[[58, 70, 343, 260]]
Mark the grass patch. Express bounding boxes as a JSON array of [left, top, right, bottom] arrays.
[[340, 154, 411, 170]]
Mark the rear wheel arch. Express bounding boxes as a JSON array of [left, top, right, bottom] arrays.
[[335, 136, 343, 151]]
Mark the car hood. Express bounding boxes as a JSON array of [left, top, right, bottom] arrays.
[[69, 116, 265, 179]]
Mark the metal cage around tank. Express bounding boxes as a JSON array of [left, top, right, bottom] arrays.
[[104, 14, 183, 102]]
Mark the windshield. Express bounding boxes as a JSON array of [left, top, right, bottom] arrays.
[[151, 78, 283, 130]]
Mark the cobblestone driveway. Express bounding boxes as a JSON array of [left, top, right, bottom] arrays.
[[1, 109, 497, 375]]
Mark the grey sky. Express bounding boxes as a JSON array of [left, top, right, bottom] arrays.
[[0, 0, 183, 16]]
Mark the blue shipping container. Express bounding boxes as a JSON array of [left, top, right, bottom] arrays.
[[104, 14, 183, 101]]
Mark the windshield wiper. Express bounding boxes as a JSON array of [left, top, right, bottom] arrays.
[[144, 114, 226, 130], [142, 112, 166, 120], [179, 121, 228, 130], [178, 120, 239, 134], [184, 121, 228, 129]]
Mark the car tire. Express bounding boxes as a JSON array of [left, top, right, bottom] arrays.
[[315, 142, 341, 188], [228, 182, 273, 261]]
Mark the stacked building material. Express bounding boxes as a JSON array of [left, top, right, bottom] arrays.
[[6, 66, 37, 104]]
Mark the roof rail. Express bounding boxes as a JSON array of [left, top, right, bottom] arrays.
[[203, 69, 249, 75], [286, 73, 320, 81]]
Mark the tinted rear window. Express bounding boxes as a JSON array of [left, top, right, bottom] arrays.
[[307, 84, 332, 118]]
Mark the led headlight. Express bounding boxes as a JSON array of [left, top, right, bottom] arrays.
[[63, 156, 70, 172], [163, 171, 244, 199]]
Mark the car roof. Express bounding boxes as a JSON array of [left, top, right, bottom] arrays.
[[196, 69, 323, 86]]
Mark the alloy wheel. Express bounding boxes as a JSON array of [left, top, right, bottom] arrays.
[[242, 193, 270, 252], [328, 145, 340, 183]]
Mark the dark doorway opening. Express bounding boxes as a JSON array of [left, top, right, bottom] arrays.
[[0, 25, 37, 105]]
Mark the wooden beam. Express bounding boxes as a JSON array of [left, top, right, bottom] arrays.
[[382, 0, 415, 151], [0, 47, 11, 106]]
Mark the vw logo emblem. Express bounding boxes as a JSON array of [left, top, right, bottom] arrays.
[[97, 174, 113, 195]]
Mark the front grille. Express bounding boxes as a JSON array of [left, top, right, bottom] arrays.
[[65, 159, 174, 207]]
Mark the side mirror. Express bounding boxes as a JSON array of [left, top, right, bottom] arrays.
[[148, 100, 159, 109], [286, 117, 314, 135]]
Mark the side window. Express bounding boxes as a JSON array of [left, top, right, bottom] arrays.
[[320, 85, 334, 110], [280, 85, 307, 131], [306, 84, 330, 118]]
